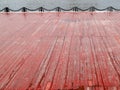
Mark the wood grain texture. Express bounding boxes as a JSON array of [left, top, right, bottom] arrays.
[[0, 12, 120, 90]]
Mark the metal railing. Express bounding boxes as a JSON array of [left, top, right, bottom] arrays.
[[0, 6, 120, 12]]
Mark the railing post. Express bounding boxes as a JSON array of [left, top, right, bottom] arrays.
[[22, 7, 27, 12], [89, 7, 95, 15], [89, 7, 95, 12], [39, 7, 44, 12], [107, 6, 113, 16], [4, 7, 9, 12], [107, 6, 113, 11], [73, 7, 78, 12], [56, 7, 61, 12], [75, 7, 78, 12]]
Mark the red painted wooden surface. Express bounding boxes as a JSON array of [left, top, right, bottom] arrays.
[[0, 12, 120, 90]]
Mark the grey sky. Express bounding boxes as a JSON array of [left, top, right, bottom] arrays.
[[0, 0, 120, 9]]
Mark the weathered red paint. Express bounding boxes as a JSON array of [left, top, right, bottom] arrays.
[[0, 12, 120, 90]]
